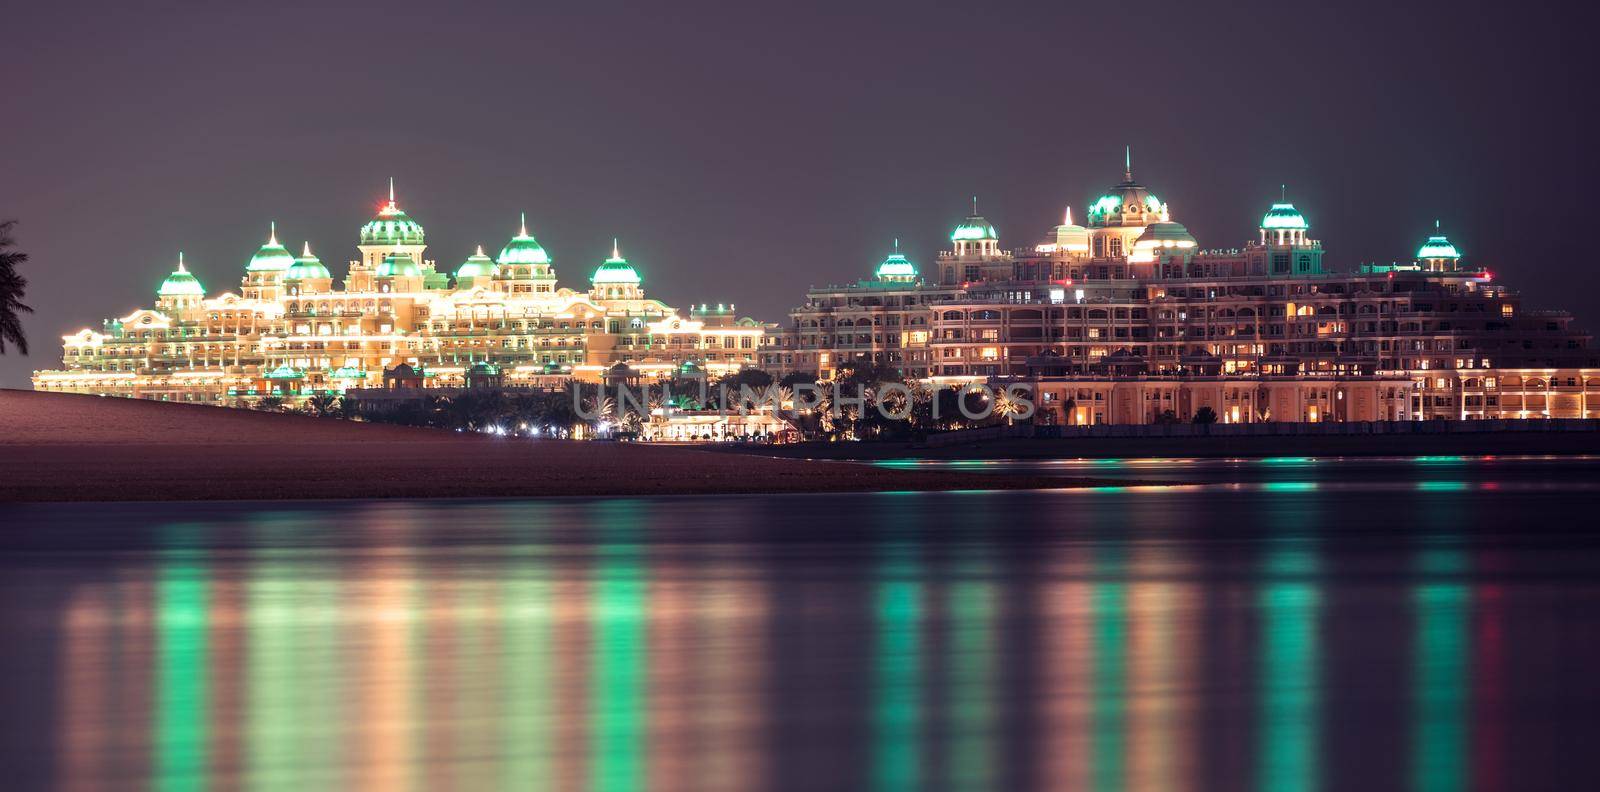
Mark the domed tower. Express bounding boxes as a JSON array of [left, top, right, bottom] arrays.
[[939, 197, 1006, 284], [1416, 221, 1462, 272], [374, 251, 424, 293], [453, 245, 500, 290], [241, 222, 295, 301], [157, 252, 206, 312], [589, 239, 643, 301], [1252, 191, 1324, 276], [497, 213, 557, 294], [1085, 148, 1167, 261], [874, 239, 919, 284], [284, 242, 333, 295], [349, 179, 427, 292]]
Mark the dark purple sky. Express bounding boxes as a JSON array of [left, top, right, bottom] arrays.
[[4, 1, 1588, 386]]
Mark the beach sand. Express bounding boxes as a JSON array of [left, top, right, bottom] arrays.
[[0, 390, 1072, 502]]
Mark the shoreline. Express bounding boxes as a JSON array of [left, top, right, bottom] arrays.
[[0, 390, 1105, 503], [709, 430, 1600, 461]]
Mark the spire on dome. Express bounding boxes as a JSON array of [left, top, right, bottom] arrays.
[[1124, 145, 1132, 181], [1065, 206, 1073, 226], [389, 177, 395, 204], [476, 244, 485, 256], [269, 221, 277, 245], [612, 237, 621, 260], [302, 241, 312, 257], [159, 250, 206, 296], [498, 213, 551, 267]]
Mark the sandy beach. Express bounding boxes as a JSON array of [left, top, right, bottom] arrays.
[[0, 390, 1076, 502]]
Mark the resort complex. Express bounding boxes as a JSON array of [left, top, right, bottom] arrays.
[[32, 182, 764, 401], [32, 168, 1600, 425]]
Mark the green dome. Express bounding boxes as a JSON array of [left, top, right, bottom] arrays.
[[376, 252, 421, 277], [360, 192, 425, 246], [875, 242, 918, 280], [591, 239, 641, 285], [454, 245, 500, 279], [158, 254, 205, 297], [1261, 202, 1309, 230], [951, 215, 998, 242], [1417, 222, 1460, 259], [499, 213, 551, 266], [1087, 182, 1164, 226], [285, 242, 331, 280], [246, 223, 296, 272]]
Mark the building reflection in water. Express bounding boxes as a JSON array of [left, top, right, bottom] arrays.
[[873, 513, 922, 792], [1257, 535, 1321, 792], [38, 495, 1521, 790]]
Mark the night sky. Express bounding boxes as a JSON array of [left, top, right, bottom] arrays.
[[4, 1, 1588, 387]]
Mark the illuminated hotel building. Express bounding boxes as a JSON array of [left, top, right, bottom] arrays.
[[34, 169, 1600, 424], [765, 160, 1599, 423], [32, 184, 764, 402]]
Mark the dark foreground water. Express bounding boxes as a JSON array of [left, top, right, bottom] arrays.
[[3, 457, 1599, 791]]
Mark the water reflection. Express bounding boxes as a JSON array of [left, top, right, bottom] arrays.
[[1258, 537, 1321, 792], [5, 480, 1599, 790]]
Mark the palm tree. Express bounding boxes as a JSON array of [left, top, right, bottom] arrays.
[[0, 220, 33, 354], [993, 390, 1021, 425], [305, 392, 340, 418]]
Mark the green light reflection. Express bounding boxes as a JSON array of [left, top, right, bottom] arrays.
[[1258, 539, 1320, 792], [501, 524, 555, 789], [153, 531, 208, 792], [1092, 546, 1127, 792], [947, 550, 996, 791], [247, 533, 300, 792], [1262, 481, 1319, 492], [1413, 547, 1468, 792], [591, 501, 646, 792], [874, 531, 923, 792]]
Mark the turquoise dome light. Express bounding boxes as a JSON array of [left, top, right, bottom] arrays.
[[498, 212, 552, 266], [874, 239, 918, 280], [246, 222, 296, 272], [360, 180, 425, 246], [591, 239, 642, 285], [285, 242, 331, 280], [377, 252, 421, 277], [950, 196, 998, 242], [1417, 221, 1460, 259], [1087, 148, 1163, 226], [1261, 202, 1309, 230], [951, 216, 998, 241], [158, 252, 205, 296], [454, 245, 500, 279]]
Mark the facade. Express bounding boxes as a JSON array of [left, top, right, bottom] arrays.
[[769, 162, 1598, 423], [34, 169, 1600, 425], [33, 185, 765, 404]]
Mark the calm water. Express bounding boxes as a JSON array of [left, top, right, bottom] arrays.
[[3, 458, 1599, 791]]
